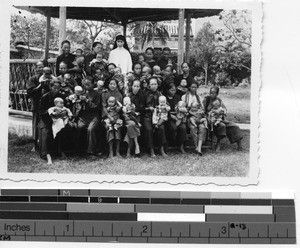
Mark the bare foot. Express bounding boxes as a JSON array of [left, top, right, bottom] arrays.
[[61, 152, 67, 159], [108, 152, 114, 159], [215, 142, 221, 152], [150, 148, 156, 158], [31, 146, 36, 152], [116, 152, 121, 158], [180, 145, 186, 154], [46, 154, 52, 165], [135, 146, 140, 155], [237, 140, 242, 151], [160, 147, 167, 157]]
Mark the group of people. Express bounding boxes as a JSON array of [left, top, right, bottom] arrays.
[[26, 35, 243, 164]]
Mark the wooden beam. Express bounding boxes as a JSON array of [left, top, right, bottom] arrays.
[[58, 7, 67, 54], [43, 12, 51, 61], [185, 10, 192, 63], [123, 23, 127, 37], [177, 9, 185, 73]]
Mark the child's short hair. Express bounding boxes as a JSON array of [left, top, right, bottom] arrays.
[[123, 96, 131, 105], [74, 86, 83, 92], [212, 99, 221, 106], [54, 97, 64, 105], [107, 96, 116, 103], [159, 95, 167, 102]]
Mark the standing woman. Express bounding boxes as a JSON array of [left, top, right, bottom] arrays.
[[175, 62, 195, 87], [55, 40, 76, 76], [124, 79, 145, 157], [181, 81, 207, 155], [108, 35, 133, 75], [164, 83, 188, 153], [203, 86, 243, 151]]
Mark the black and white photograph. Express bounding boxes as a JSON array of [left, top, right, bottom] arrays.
[[1, 0, 261, 185]]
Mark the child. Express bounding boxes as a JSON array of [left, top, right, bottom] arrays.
[[189, 102, 208, 129], [69, 56, 86, 86], [176, 79, 189, 98], [68, 86, 85, 118], [39, 67, 56, 95], [60, 74, 76, 98], [48, 97, 73, 139], [94, 80, 106, 94], [174, 100, 188, 126], [93, 68, 105, 82], [153, 95, 170, 128], [103, 96, 123, 131], [122, 96, 141, 127], [208, 99, 226, 130], [57, 62, 68, 79], [152, 65, 163, 86], [75, 48, 84, 57]]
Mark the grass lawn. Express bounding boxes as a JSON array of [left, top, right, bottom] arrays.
[[8, 129, 250, 177], [198, 86, 251, 124]]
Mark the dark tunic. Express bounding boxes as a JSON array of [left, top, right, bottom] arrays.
[[38, 92, 65, 158], [165, 94, 188, 144], [175, 74, 196, 87], [157, 57, 177, 71], [203, 95, 243, 144], [84, 53, 96, 76], [55, 53, 76, 76], [142, 89, 167, 148]]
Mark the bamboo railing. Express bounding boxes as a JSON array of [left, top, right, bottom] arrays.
[[9, 59, 56, 112]]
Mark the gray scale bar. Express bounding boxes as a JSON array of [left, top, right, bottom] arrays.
[[136, 204, 204, 213], [206, 214, 274, 222]]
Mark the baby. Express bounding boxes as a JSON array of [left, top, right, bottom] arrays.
[[94, 80, 106, 94], [208, 99, 226, 130], [68, 86, 85, 117], [60, 74, 75, 97], [104, 96, 123, 131], [176, 79, 189, 98], [174, 100, 188, 126], [189, 102, 208, 129], [122, 96, 141, 127], [152, 95, 170, 128], [152, 65, 163, 86], [48, 97, 73, 138]]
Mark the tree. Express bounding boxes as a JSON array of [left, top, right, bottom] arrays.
[[192, 22, 217, 87], [10, 13, 59, 57], [130, 21, 169, 48], [214, 10, 252, 82]]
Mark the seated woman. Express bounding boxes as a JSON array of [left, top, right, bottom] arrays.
[[142, 77, 167, 157], [203, 86, 243, 151], [181, 81, 207, 156], [164, 83, 188, 154], [102, 77, 123, 158], [124, 79, 144, 157]]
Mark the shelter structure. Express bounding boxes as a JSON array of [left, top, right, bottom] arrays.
[[15, 6, 222, 72]]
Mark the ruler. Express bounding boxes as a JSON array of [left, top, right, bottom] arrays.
[[0, 189, 296, 244]]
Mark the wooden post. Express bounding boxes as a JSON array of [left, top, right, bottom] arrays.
[[185, 10, 192, 63], [123, 22, 127, 37], [58, 7, 67, 54], [43, 12, 51, 61], [177, 9, 185, 74]]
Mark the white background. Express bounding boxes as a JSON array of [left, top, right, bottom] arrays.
[[1, 0, 300, 247]]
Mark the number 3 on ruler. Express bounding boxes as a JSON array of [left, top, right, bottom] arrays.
[[221, 226, 227, 234]]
